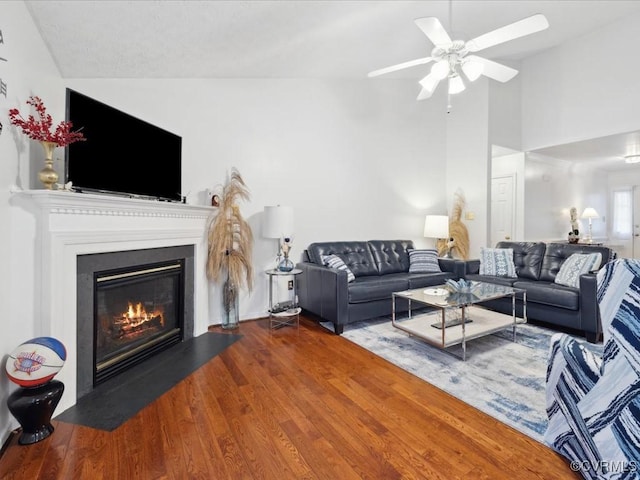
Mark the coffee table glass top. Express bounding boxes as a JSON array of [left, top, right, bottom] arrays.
[[391, 280, 526, 359], [394, 281, 523, 308]]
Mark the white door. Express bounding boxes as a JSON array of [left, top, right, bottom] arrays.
[[633, 186, 640, 258], [491, 175, 515, 246]]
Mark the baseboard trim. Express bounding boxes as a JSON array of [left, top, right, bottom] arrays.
[[0, 429, 19, 459]]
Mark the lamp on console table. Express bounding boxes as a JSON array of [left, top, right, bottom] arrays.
[[581, 207, 600, 244], [424, 214, 452, 258], [263, 206, 294, 270]]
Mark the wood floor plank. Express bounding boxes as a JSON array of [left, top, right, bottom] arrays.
[[0, 316, 580, 479], [190, 362, 251, 479]]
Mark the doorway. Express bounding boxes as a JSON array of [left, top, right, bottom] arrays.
[[633, 186, 640, 258], [491, 174, 516, 247]]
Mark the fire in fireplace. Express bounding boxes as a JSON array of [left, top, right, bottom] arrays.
[[94, 261, 184, 385]]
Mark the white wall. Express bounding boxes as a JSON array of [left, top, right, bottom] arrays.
[[442, 66, 523, 258], [524, 155, 607, 242], [521, 12, 640, 150], [445, 78, 490, 258], [489, 68, 522, 152], [65, 78, 448, 318], [488, 70, 524, 244], [518, 12, 640, 251], [0, 1, 67, 447], [1, 3, 448, 444]]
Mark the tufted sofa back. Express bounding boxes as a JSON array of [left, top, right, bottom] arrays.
[[539, 243, 614, 282], [306, 241, 379, 277], [368, 240, 414, 275], [496, 241, 546, 280], [306, 240, 415, 277]]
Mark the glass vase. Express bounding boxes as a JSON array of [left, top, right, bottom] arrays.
[[221, 276, 239, 330], [278, 254, 294, 272]]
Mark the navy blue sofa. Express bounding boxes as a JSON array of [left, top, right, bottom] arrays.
[[296, 240, 464, 334], [460, 241, 615, 343]]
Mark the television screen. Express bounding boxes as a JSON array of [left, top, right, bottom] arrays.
[[65, 89, 182, 202]]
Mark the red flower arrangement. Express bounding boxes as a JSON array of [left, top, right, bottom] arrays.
[[8, 96, 85, 147]]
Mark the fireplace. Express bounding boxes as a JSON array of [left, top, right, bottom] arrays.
[[13, 190, 211, 415], [94, 260, 185, 385], [77, 245, 195, 398]]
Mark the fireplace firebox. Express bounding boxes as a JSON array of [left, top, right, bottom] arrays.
[[94, 261, 184, 385], [77, 245, 195, 399]]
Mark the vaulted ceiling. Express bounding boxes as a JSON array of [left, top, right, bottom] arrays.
[[24, 1, 640, 170], [25, 1, 640, 79]]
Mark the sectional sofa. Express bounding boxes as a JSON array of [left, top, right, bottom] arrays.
[[460, 241, 615, 343], [296, 240, 464, 334]]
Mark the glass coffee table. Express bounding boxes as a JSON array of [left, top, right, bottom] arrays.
[[391, 281, 526, 360]]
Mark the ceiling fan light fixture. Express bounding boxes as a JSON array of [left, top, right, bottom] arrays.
[[461, 59, 483, 81], [448, 74, 465, 94], [419, 73, 440, 93], [431, 60, 450, 80], [624, 154, 640, 164], [368, 12, 548, 107]]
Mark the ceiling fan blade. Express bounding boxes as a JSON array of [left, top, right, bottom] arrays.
[[466, 14, 549, 53], [467, 55, 518, 82], [368, 57, 433, 78], [414, 17, 452, 47], [417, 74, 441, 100]]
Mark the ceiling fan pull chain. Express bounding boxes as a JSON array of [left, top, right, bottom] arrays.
[[449, 0, 453, 34]]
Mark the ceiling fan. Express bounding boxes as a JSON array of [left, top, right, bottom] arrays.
[[368, 8, 549, 102]]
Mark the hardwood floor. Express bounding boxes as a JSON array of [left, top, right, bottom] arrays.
[[0, 316, 579, 479]]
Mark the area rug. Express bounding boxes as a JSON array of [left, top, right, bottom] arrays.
[[321, 316, 601, 443], [55, 331, 241, 431]]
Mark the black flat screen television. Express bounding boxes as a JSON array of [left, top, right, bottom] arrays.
[[65, 89, 182, 202]]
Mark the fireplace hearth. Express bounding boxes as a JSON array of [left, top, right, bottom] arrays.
[[77, 245, 195, 398]]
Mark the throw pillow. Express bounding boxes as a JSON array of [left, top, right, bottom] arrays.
[[479, 247, 517, 278], [322, 254, 355, 283], [554, 252, 603, 288], [408, 249, 442, 273]]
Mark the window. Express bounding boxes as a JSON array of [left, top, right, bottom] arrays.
[[612, 189, 633, 239]]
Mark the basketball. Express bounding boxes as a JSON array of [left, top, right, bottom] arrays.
[[5, 337, 67, 388]]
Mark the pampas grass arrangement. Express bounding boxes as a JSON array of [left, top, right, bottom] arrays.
[[449, 190, 470, 260], [206, 168, 254, 327]]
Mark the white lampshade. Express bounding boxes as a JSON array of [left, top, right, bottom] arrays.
[[263, 206, 294, 238], [424, 215, 449, 239], [581, 207, 599, 219]]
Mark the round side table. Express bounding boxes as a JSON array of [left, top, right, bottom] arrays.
[[266, 268, 302, 329]]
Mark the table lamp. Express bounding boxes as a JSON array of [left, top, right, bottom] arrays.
[[581, 207, 599, 244], [263, 206, 294, 268], [424, 215, 451, 257]]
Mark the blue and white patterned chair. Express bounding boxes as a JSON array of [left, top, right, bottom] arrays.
[[545, 258, 640, 480]]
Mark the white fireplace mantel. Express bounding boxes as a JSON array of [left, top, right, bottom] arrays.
[[11, 190, 214, 413]]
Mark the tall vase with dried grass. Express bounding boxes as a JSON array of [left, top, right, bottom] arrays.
[[206, 169, 254, 329], [437, 190, 470, 259]]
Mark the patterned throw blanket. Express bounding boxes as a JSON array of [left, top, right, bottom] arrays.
[[545, 258, 640, 480]]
